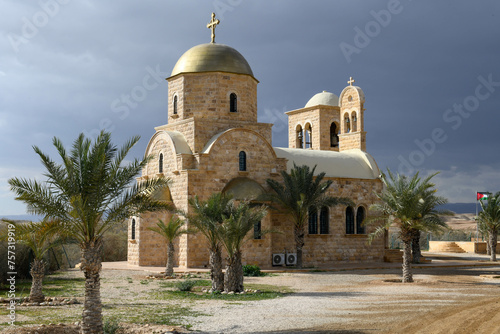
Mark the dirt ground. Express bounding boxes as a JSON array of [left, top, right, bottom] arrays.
[[3, 258, 500, 333]]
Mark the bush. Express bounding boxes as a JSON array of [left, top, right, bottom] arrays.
[[103, 318, 121, 334], [243, 264, 263, 277], [175, 279, 198, 291]]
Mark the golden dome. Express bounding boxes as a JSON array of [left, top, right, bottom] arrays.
[[170, 43, 254, 78]]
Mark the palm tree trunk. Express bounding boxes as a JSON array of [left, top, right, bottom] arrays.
[[487, 235, 492, 255], [402, 240, 413, 283], [29, 259, 45, 303], [411, 229, 421, 264], [295, 227, 305, 269], [224, 251, 243, 293], [209, 245, 224, 292], [165, 242, 175, 276], [489, 232, 497, 262], [80, 239, 103, 334]]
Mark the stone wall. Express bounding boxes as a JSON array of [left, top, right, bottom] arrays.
[[287, 106, 341, 151], [167, 72, 258, 123]]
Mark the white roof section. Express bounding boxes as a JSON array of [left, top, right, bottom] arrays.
[[273, 148, 380, 180], [305, 91, 339, 108], [164, 130, 192, 154]]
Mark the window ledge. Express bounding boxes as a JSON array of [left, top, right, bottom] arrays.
[[344, 234, 368, 238], [129, 239, 137, 244], [170, 114, 179, 119], [307, 234, 330, 236], [238, 171, 249, 176]]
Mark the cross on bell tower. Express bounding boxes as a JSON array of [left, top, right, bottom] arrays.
[[347, 76, 355, 86], [207, 13, 220, 43]]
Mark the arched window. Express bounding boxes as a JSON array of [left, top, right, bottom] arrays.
[[330, 123, 339, 148], [356, 206, 365, 234], [239, 151, 246, 171], [308, 207, 318, 234], [346, 206, 355, 234], [173, 95, 178, 114], [230, 93, 237, 113], [159, 153, 163, 173], [344, 113, 351, 133], [254, 221, 262, 240], [319, 207, 329, 234], [131, 218, 136, 240], [304, 123, 312, 148], [296, 125, 303, 148], [351, 111, 357, 132]]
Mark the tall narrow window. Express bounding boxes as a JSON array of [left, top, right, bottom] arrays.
[[308, 207, 318, 234], [296, 125, 303, 148], [319, 207, 329, 234], [239, 151, 246, 171], [173, 95, 178, 114], [330, 123, 339, 147], [254, 221, 262, 240], [344, 113, 351, 133], [351, 112, 357, 132], [356, 206, 365, 234], [346, 206, 355, 234], [230, 93, 237, 112], [159, 153, 163, 173], [304, 123, 312, 148], [131, 219, 136, 240]]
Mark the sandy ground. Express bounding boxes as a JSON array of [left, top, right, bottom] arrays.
[[3, 254, 500, 334], [187, 265, 500, 333]]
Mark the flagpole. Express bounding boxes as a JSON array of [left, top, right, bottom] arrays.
[[476, 192, 479, 242]]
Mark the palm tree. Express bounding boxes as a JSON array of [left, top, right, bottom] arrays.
[[148, 216, 192, 276], [218, 201, 267, 293], [265, 164, 352, 269], [369, 170, 448, 283], [188, 193, 233, 292], [8, 131, 170, 334], [478, 192, 500, 261], [2, 219, 61, 303], [410, 228, 422, 264]]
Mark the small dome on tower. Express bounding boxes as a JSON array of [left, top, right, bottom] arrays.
[[305, 91, 339, 108], [170, 43, 254, 78]]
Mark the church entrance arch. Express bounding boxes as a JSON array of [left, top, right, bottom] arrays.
[[222, 177, 265, 201]]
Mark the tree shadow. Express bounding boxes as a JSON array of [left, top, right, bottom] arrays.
[[249, 329, 367, 334], [291, 291, 366, 298]]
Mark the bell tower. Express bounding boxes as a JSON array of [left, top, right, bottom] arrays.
[[338, 77, 366, 151]]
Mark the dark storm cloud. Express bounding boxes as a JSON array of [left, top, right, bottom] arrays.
[[1, 0, 499, 214]]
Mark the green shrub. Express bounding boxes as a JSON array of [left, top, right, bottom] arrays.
[[175, 279, 198, 291], [103, 318, 121, 334], [243, 264, 263, 277]]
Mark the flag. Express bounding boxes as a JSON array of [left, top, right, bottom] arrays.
[[477, 192, 490, 201]]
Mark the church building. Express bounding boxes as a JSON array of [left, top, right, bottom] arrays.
[[127, 14, 385, 269]]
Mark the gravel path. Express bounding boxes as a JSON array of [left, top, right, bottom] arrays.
[[184, 268, 500, 333]]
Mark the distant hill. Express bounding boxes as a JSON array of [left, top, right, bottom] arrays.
[[0, 214, 43, 222], [0, 204, 480, 221], [439, 203, 478, 214]]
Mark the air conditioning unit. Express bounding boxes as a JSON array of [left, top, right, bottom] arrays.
[[285, 253, 297, 266], [272, 253, 285, 266]]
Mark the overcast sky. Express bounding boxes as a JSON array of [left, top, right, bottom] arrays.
[[1, 1, 499, 216]]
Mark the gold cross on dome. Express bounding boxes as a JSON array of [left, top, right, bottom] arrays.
[[348, 77, 355, 86], [207, 13, 220, 44]]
